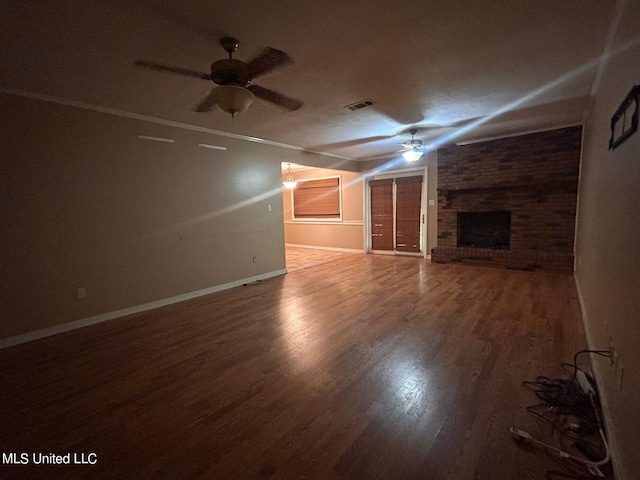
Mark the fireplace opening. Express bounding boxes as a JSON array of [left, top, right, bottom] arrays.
[[457, 211, 511, 249]]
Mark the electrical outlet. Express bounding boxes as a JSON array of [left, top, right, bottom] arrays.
[[252, 257, 257, 263], [77, 287, 87, 299]]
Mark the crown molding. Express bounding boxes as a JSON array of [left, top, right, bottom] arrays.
[[0, 86, 353, 161]]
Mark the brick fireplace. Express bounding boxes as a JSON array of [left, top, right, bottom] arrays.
[[431, 126, 582, 273]]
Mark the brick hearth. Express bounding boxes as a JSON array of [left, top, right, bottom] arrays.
[[431, 126, 582, 273]]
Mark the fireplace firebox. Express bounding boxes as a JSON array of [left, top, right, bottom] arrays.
[[457, 211, 511, 249]]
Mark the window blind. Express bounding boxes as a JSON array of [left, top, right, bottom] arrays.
[[395, 176, 422, 253], [293, 177, 341, 218], [370, 179, 394, 250]]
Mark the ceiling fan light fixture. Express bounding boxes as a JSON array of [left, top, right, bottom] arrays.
[[211, 85, 255, 118], [282, 163, 297, 189], [135, 37, 302, 116], [402, 149, 424, 162], [401, 129, 425, 162]]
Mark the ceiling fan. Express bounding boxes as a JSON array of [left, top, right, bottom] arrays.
[[400, 128, 427, 162], [361, 121, 472, 161], [365, 128, 430, 162], [135, 37, 303, 118]]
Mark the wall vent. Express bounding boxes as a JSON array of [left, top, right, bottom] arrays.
[[343, 99, 376, 111]]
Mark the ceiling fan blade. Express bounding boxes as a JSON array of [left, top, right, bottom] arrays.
[[309, 135, 396, 151], [246, 48, 291, 78], [247, 85, 302, 111], [194, 91, 218, 112], [134, 60, 211, 80], [361, 150, 403, 161], [397, 120, 474, 136]]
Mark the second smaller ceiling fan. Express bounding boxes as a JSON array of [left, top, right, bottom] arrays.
[[401, 129, 427, 162]]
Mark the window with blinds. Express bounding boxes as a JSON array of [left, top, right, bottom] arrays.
[[292, 177, 341, 219]]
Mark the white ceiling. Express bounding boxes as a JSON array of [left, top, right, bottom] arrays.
[[0, 1, 616, 161]]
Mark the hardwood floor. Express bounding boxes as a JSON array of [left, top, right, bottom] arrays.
[[0, 251, 592, 479], [285, 246, 361, 272]]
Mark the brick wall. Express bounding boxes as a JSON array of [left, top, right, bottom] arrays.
[[432, 126, 582, 273]]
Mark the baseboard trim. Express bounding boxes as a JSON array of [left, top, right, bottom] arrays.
[[284, 220, 364, 226], [369, 250, 429, 259], [574, 274, 624, 480], [285, 243, 365, 253], [369, 250, 396, 256], [0, 269, 287, 350]]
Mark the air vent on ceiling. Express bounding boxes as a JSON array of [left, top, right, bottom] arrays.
[[343, 99, 376, 111]]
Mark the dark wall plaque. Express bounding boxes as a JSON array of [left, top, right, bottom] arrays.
[[609, 85, 639, 150]]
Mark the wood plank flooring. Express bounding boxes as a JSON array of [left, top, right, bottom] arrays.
[[0, 250, 591, 479], [285, 246, 361, 272]]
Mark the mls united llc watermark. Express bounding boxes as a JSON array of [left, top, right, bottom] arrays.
[[2, 452, 98, 465]]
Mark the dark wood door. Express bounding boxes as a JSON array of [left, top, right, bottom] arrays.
[[369, 176, 422, 253], [395, 176, 422, 253], [370, 179, 394, 250]]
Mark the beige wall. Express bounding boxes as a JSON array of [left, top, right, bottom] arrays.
[[0, 93, 360, 340], [282, 167, 365, 251], [575, 2, 640, 478]]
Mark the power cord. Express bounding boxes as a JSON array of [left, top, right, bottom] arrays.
[[511, 350, 613, 478]]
